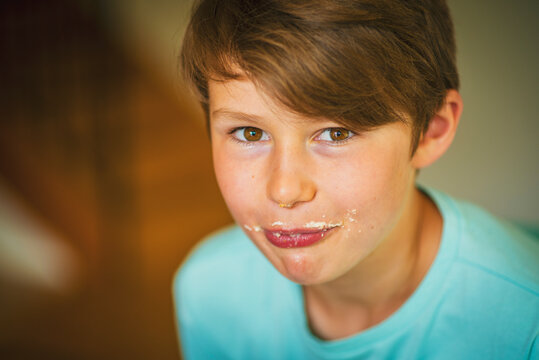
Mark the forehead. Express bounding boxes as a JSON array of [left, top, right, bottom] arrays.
[[208, 78, 330, 126]]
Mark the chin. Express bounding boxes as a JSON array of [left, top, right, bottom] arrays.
[[272, 251, 330, 285]]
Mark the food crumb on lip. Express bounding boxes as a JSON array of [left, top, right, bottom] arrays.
[[264, 220, 344, 230], [304, 221, 343, 229], [247, 220, 344, 233]]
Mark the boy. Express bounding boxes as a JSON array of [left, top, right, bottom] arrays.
[[173, 0, 539, 359]]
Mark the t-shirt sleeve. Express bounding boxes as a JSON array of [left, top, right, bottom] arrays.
[[173, 267, 200, 359], [173, 264, 222, 360], [171, 229, 236, 359], [172, 235, 239, 360]]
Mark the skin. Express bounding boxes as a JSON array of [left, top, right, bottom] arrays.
[[208, 78, 462, 339]]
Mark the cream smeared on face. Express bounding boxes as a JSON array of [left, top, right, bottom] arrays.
[[304, 221, 343, 229], [267, 220, 344, 229], [243, 209, 360, 234]]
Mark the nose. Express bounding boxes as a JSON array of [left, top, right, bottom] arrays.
[[266, 146, 317, 209]]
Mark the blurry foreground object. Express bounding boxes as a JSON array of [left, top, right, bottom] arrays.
[[0, 0, 230, 358], [0, 178, 79, 293]]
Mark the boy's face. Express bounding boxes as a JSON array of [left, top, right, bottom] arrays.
[[208, 78, 417, 285]]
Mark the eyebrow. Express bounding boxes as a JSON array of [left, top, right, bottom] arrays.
[[211, 108, 332, 126], [211, 108, 266, 124]]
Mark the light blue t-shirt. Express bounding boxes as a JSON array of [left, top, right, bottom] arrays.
[[173, 188, 539, 359]]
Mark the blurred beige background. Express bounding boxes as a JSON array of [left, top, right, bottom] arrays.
[[0, 1, 537, 359], [422, 0, 539, 224]]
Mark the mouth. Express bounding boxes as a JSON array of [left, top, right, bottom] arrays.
[[263, 226, 339, 248]]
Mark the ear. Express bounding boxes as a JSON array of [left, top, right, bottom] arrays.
[[412, 90, 463, 169]]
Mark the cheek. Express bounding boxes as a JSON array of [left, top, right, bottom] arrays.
[[321, 148, 412, 225], [212, 146, 261, 217]]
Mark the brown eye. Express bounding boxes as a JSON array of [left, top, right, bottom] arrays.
[[329, 128, 350, 141], [243, 127, 263, 141]]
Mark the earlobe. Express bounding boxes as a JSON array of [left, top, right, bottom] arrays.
[[412, 90, 463, 169]]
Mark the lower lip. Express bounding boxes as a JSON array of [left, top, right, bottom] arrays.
[[264, 228, 335, 248]]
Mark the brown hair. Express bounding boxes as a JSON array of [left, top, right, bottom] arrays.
[[180, 0, 459, 153]]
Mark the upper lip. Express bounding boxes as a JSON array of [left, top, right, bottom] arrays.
[[264, 227, 335, 234]]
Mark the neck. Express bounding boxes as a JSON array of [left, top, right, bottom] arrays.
[[303, 187, 442, 340]]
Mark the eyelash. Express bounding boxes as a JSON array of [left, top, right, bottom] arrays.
[[228, 127, 270, 145], [227, 127, 356, 145], [316, 128, 356, 144]]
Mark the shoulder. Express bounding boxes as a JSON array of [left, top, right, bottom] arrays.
[[458, 197, 538, 294], [421, 188, 538, 357], [172, 224, 283, 325], [172, 225, 294, 358], [427, 187, 539, 294]]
